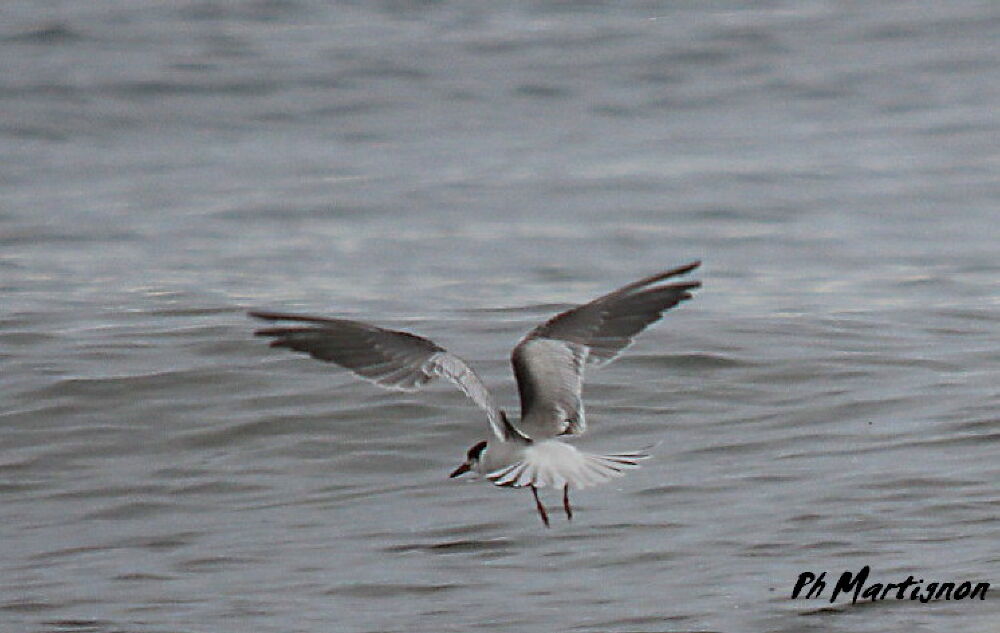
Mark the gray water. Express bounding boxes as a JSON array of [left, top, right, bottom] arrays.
[[2, 2, 998, 632]]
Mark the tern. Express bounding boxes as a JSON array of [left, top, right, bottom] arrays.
[[249, 261, 700, 526]]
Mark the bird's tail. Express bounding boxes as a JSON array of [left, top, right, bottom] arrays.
[[486, 441, 653, 490]]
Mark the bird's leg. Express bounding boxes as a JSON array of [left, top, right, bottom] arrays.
[[530, 485, 549, 528], [563, 484, 573, 521]]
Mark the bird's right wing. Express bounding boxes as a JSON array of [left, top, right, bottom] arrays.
[[250, 311, 514, 441]]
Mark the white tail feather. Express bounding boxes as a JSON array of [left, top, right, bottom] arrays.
[[486, 441, 651, 490]]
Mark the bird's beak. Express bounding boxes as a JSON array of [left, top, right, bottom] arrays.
[[449, 462, 471, 478]]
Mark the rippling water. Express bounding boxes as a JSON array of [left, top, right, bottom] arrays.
[[2, 1, 998, 632]]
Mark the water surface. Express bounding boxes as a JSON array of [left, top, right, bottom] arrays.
[[2, 2, 998, 632]]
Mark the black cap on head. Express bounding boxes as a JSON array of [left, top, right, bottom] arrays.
[[450, 441, 488, 478], [466, 440, 488, 461]]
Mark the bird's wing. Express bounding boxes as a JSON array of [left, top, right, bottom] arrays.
[[511, 261, 700, 439], [250, 311, 510, 441]]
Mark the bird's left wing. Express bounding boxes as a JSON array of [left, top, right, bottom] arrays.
[[250, 311, 512, 441], [512, 262, 700, 439]]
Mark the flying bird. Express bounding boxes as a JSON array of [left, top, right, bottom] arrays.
[[250, 261, 700, 526]]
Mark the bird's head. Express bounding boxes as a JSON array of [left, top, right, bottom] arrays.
[[449, 440, 488, 478]]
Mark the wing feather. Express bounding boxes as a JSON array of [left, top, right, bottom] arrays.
[[250, 311, 508, 440], [512, 262, 700, 439]]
